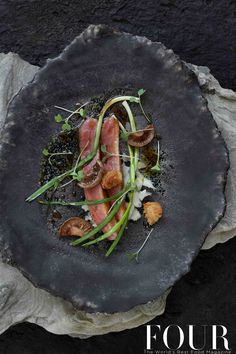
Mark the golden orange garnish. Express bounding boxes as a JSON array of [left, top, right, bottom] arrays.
[[143, 202, 163, 226], [101, 170, 123, 190]]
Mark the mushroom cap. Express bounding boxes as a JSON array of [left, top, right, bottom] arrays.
[[59, 217, 92, 237], [78, 160, 104, 189], [101, 170, 123, 190], [128, 124, 155, 147], [143, 202, 163, 226]]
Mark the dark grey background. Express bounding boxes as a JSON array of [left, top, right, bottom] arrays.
[[0, 0, 236, 353]]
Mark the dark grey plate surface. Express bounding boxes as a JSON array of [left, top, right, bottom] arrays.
[[0, 25, 228, 313]]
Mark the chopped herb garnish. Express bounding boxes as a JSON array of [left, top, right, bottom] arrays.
[[54, 114, 63, 123], [54, 102, 89, 131], [62, 122, 72, 131], [42, 149, 73, 166], [79, 108, 87, 118], [138, 88, 146, 97], [70, 170, 84, 182], [42, 148, 49, 156]]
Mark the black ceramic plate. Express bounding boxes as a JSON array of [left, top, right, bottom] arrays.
[[0, 25, 228, 313]]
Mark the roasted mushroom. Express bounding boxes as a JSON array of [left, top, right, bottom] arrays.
[[59, 217, 92, 237], [128, 124, 155, 147], [78, 160, 103, 189], [101, 170, 123, 190], [143, 202, 163, 225]]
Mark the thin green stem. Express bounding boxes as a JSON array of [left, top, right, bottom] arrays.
[[107, 188, 129, 214], [118, 121, 127, 134], [105, 196, 131, 257], [136, 228, 153, 254], [127, 228, 154, 262], [59, 178, 74, 189], [64, 102, 89, 123], [54, 105, 74, 113], [151, 140, 161, 172], [139, 100, 151, 123], [105, 101, 139, 255], [105, 151, 138, 161], [122, 101, 139, 172], [82, 193, 134, 247], [48, 152, 72, 166], [70, 196, 126, 246], [39, 186, 132, 207], [25, 169, 73, 202]]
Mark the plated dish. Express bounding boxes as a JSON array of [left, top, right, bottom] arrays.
[[26, 89, 163, 258], [0, 25, 228, 312]]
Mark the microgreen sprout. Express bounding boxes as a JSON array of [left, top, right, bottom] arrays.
[[138, 88, 146, 96], [62, 122, 72, 131], [59, 140, 89, 188], [54, 102, 89, 131], [79, 107, 88, 118], [42, 148, 50, 156], [127, 228, 154, 262], [137, 88, 151, 123], [54, 114, 63, 123], [42, 148, 73, 166], [151, 140, 161, 172]]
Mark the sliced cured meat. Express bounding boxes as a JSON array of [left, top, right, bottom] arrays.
[[101, 115, 126, 236], [78, 118, 118, 237]]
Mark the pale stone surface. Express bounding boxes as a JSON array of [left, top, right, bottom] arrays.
[[188, 64, 236, 249], [0, 53, 235, 337], [0, 53, 38, 130]]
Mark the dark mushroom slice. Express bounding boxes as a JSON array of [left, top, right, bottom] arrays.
[[59, 217, 92, 237], [78, 160, 104, 189], [128, 124, 155, 147]]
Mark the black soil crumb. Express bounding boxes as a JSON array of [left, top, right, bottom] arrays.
[[40, 130, 78, 186]]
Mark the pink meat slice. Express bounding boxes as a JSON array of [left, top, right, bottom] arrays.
[[78, 118, 118, 237], [101, 115, 126, 236]]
